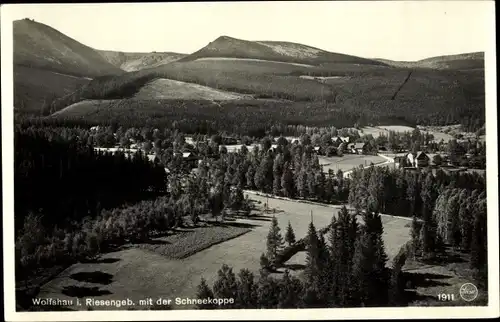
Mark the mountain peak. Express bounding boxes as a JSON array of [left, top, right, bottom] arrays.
[[209, 35, 242, 45], [180, 35, 386, 66], [14, 18, 122, 78], [214, 35, 236, 41]]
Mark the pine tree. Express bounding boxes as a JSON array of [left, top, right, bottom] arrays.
[[410, 214, 421, 258], [280, 164, 294, 198], [420, 173, 438, 256], [260, 253, 270, 270], [351, 232, 372, 306], [278, 270, 303, 308], [316, 233, 330, 303], [470, 199, 487, 270], [256, 271, 280, 308], [273, 175, 281, 196], [388, 264, 405, 307], [230, 185, 244, 212], [266, 217, 284, 266], [446, 191, 461, 247], [246, 165, 255, 189], [235, 269, 258, 308], [273, 154, 284, 195], [296, 168, 308, 198], [196, 277, 216, 309], [352, 211, 389, 307], [212, 264, 239, 308], [301, 284, 322, 308], [303, 220, 327, 307], [459, 190, 474, 250], [328, 206, 357, 306], [284, 221, 296, 246]]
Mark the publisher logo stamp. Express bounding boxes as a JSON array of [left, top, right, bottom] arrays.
[[459, 283, 478, 302]]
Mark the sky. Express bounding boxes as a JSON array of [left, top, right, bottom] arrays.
[[3, 1, 495, 61]]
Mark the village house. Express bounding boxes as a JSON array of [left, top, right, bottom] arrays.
[[348, 142, 371, 155], [173, 151, 199, 168], [406, 151, 430, 168], [181, 152, 199, 168], [221, 136, 238, 145], [378, 145, 388, 152], [258, 144, 279, 152], [331, 136, 350, 146], [340, 137, 350, 143], [331, 137, 343, 145], [285, 137, 300, 144]]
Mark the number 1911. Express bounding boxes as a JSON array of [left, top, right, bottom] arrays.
[[438, 294, 455, 301]]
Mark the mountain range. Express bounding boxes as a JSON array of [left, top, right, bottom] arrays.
[[12, 18, 485, 133]]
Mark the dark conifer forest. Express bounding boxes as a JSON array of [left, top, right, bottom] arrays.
[[14, 119, 488, 309]]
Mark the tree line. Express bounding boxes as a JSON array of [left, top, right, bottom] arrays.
[[17, 118, 486, 169], [15, 126, 168, 232], [196, 207, 401, 308], [347, 165, 486, 218]]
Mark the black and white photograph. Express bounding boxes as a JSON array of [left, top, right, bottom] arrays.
[[2, 1, 498, 320]]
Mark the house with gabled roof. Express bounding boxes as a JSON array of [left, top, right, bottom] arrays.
[[348, 142, 371, 154], [340, 137, 350, 143], [313, 146, 323, 155], [406, 151, 430, 168], [331, 136, 343, 145]]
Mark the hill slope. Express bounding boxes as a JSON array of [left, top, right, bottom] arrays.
[[97, 50, 187, 71], [375, 52, 484, 70], [14, 66, 90, 115], [178, 35, 387, 66], [14, 18, 123, 77], [13, 18, 124, 114]]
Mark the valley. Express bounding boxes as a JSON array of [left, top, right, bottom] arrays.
[[10, 14, 488, 313]]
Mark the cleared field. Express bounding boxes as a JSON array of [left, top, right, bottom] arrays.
[[417, 125, 463, 143], [195, 57, 314, 67], [299, 75, 344, 81], [378, 125, 417, 132], [359, 125, 415, 138], [35, 194, 410, 311], [359, 124, 459, 144], [318, 154, 386, 173], [137, 225, 251, 259], [134, 78, 252, 100]]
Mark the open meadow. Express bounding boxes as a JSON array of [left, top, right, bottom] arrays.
[[33, 193, 411, 311], [134, 78, 252, 100], [318, 154, 387, 173]]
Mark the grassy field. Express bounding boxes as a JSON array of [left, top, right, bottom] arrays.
[[418, 125, 472, 143], [34, 193, 411, 311], [134, 78, 251, 100], [318, 154, 387, 173]]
